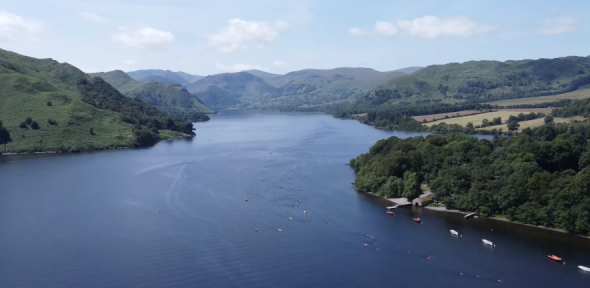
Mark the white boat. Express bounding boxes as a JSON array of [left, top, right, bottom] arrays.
[[579, 265, 590, 272], [482, 239, 493, 246], [450, 230, 459, 236]]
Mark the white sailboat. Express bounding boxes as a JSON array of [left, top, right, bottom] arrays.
[[579, 265, 590, 272], [450, 230, 459, 236], [482, 239, 494, 246]]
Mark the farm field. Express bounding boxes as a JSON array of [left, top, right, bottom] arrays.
[[423, 111, 537, 127], [498, 108, 554, 114], [477, 116, 585, 131], [485, 89, 590, 106], [412, 110, 479, 122]]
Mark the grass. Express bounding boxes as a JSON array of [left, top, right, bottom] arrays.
[[484, 89, 590, 106], [412, 110, 479, 122], [90, 71, 214, 114], [477, 116, 584, 131], [424, 111, 537, 127]]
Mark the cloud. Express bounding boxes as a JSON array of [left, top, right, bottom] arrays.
[[215, 62, 267, 73], [396, 16, 494, 39], [112, 27, 175, 50], [207, 18, 289, 53], [0, 11, 43, 41], [535, 16, 578, 35], [78, 12, 108, 24], [273, 60, 289, 68], [349, 22, 397, 36]]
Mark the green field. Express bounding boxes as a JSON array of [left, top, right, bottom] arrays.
[[424, 111, 536, 127], [485, 89, 590, 106]]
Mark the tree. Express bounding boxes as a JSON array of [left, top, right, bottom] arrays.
[[402, 172, 422, 201], [31, 121, 39, 130], [89, 128, 95, 135], [25, 117, 33, 125], [544, 115, 555, 125], [47, 101, 52, 106], [19, 122, 27, 129], [482, 119, 489, 127], [466, 122, 474, 130], [0, 121, 13, 152], [507, 120, 520, 131]]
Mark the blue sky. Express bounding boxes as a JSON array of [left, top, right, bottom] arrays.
[[1, 0, 588, 75]]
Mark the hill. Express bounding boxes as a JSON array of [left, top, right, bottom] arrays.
[[346, 56, 590, 112], [127, 69, 204, 85], [187, 68, 406, 110], [0, 49, 195, 153], [90, 71, 214, 114], [390, 66, 423, 74]]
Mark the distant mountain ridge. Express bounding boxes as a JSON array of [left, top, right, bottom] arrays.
[[90, 70, 214, 114], [186, 67, 416, 109], [127, 69, 204, 86]]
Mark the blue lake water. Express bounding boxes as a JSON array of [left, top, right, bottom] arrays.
[[1, 111, 589, 288]]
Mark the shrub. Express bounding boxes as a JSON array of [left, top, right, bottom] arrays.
[[31, 121, 39, 130], [89, 128, 95, 135], [25, 117, 33, 125], [47, 101, 52, 106], [48, 119, 58, 125], [19, 122, 28, 129]]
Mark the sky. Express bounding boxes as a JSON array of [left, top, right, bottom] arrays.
[[1, 0, 589, 76]]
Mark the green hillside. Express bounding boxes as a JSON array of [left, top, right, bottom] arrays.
[[353, 56, 590, 111], [90, 71, 214, 114], [127, 69, 204, 85], [0, 49, 193, 153]]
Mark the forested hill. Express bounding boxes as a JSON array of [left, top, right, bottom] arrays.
[[90, 70, 214, 115], [351, 132, 590, 235], [349, 56, 590, 112], [0, 48, 194, 153]]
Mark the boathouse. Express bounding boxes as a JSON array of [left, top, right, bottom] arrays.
[[412, 194, 434, 207]]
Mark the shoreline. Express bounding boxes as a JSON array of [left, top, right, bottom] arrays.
[[362, 190, 589, 239]]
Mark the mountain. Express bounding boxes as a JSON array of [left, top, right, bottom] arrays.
[[390, 66, 423, 74], [127, 69, 204, 86], [90, 71, 214, 114], [351, 56, 590, 110], [187, 68, 406, 109], [244, 70, 282, 81], [0, 49, 195, 153], [186, 72, 277, 107]]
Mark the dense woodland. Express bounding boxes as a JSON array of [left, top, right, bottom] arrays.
[[351, 124, 590, 234]]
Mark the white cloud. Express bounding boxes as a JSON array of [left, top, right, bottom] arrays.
[[349, 22, 397, 37], [215, 62, 267, 73], [535, 16, 578, 35], [374, 21, 397, 36], [207, 18, 289, 53], [0, 11, 43, 41], [112, 27, 175, 50], [78, 12, 108, 24], [396, 16, 494, 39], [273, 60, 289, 68]]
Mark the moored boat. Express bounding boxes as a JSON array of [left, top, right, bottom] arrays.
[[450, 230, 458, 236], [482, 239, 493, 246], [413, 218, 421, 223], [578, 265, 590, 272], [386, 211, 394, 215], [548, 255, 562, 262]]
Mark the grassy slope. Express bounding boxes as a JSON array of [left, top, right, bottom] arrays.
[[351, 56, 590, 111], [484, 88, 590, 106], [424, 111, 536, 127], [0, 49, 159, 153], [90, 71, 214, 114], [127, 69, 204, 85]]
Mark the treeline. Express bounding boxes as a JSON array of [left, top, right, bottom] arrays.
[[553, 97, 590, 118], [79, 77, 195, 146], [351, 125, 590, 234]]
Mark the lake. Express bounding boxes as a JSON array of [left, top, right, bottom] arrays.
[[1, 110, 589, 288]]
